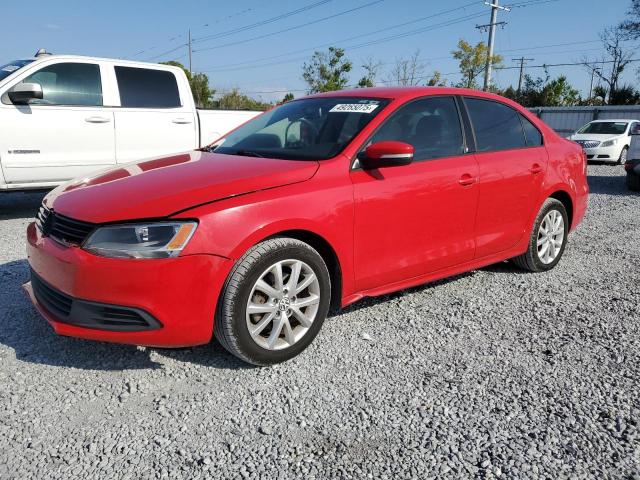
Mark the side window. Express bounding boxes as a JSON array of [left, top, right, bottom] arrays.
[[369, 96, 464, 161], [20, 63, 102, 106], [520, 114, 543, 147], [115, 67, 181, 108], [465, 97, 526, 152]]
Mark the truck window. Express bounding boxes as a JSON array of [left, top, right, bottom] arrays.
[[115, 67, 181, 108], [20, 62, 102, 106]]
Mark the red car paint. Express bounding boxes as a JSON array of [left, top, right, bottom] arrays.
[[25, 87, 588, 347]]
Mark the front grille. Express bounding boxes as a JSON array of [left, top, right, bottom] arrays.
[[575, 140, 601, 149], [30, 270, 162, 332], [36, 205, 95, 245]]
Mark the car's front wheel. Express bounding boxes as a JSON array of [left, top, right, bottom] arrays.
[[618, 146, 629, 165], [512, 198, 569, 272], [214, 237, 331, 366]]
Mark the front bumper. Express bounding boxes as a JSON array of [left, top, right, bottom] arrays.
[[583, 145, 622, 162], [25, 222, 233, 347]]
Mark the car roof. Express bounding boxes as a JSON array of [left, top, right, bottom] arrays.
[[305, 86, 511, 102], [21, 54, 173, 69], [589, 119, 637, 122]]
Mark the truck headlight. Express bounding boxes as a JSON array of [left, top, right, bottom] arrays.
[[83, 222, 197, 259], [601, 138, 618, 147]]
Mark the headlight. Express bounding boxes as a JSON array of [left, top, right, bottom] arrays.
[[83, 222, 197, 259], [601, 138, 618, 147]]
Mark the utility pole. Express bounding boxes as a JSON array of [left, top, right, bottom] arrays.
[[188, 29, 193, 75], [588, 65, 602, 104], [477, 1, 510, 91], [514, 56, 534, 96]]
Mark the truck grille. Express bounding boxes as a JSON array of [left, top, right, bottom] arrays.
[[575, 140, 601, 149], [36, 205, 95, 245]]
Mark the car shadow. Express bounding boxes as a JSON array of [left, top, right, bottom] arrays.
[[0, 259, 253, 371], [0, 191, 47, 220], [587, 173, 631, 196]]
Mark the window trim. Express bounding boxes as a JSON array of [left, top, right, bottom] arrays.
[[114, 65, 183, 109], [460, 95, 545, 154], [1, 61, 104, 107], [351, 94, 472, 170]]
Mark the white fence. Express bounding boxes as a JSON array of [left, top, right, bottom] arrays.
[[528, 106, 640, 136]]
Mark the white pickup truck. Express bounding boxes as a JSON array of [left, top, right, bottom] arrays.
[[0, 52, 261, 191]]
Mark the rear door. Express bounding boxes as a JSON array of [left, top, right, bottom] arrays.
[[462, 96, 547, 259], [0, 61, 115, 184], [112, 66, 197, 163], [351, 96, 479, 291]]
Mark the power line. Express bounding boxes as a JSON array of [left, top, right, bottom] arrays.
[[194, 0, 334, 43], [194, 0, 385, 53]]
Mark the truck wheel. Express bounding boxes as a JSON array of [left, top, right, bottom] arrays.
[[618, 146, 629, 165], [214, 238, 331, 366], [512, 198, 568, 272], [628, 172, 640, 192]]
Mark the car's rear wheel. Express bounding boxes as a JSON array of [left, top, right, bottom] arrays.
[[512, 198, 568, 272], [628, 171, 640, 192], [618, 146, 629, 165], [214, 237, 331, 366]]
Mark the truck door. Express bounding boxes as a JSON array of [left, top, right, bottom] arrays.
[[0, 61, 115, 185], [111, 66, 197, 163]]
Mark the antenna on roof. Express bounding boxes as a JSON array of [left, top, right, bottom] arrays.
[[35, 49, 52, 57]]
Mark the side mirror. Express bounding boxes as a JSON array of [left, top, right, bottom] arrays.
[[8, 83, 43, 104], [359, 141, 414, 169]]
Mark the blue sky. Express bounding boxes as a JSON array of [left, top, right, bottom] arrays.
[[3, 0, 637, 102]]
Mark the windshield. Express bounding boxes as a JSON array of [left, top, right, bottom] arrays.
[[577, 121, 628, 135], [0, 60, 33, 82], [213, 96, 390, 160]]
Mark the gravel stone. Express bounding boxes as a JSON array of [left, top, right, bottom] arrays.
[[0, 165, 639, 479]]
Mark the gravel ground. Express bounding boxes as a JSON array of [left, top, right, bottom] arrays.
[[0, 164, 638, 479]]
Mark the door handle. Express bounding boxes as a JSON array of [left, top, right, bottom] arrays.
[[172, 118, 193, 124], [458, 173, 476, 186], [85, 116, 111, 123], [530, 163, 543, 174]]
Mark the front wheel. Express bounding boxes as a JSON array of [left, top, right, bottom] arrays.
[[618, 146, 629, 165], [512, 198, 569, 272], [214, 238, 331, 366]]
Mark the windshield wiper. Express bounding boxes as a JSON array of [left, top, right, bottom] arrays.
[[231, 149, 265, 158]]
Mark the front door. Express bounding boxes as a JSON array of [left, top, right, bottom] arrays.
[[0, 61, 115, 185], [351, 96, 479, 292]]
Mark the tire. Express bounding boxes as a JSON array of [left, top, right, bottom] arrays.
[[628, 172, 640, 192], [512, 198, 569, 273], [618, 146, 629, 165], [214, 237, 331, 366]]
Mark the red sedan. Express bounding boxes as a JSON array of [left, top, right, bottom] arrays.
[[25, 87, 588, 365]]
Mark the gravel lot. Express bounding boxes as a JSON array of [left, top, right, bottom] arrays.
[[0, 164, 638, 479]]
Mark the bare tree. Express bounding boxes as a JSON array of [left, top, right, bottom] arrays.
[[584, 27, 635, 102], [357, 57, 383, 88], [386, 50, 425, 86]]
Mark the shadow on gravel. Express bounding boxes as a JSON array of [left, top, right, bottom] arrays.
[[587, 172, 630, 196], [0, 259, 251, 371], [0, 191, 48, 220]]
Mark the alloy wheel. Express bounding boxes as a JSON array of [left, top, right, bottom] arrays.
[[245, 259, 321, 350], [536, 209, 565, 264]]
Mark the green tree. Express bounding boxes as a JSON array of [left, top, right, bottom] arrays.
[[502, 73, 581, 107], [213, 88, 272, 111], [357, 58, 382, 88], [281, 92, 295, 103], [160, 61, 214, 108], [302, 47, 352, 93], [609, 84, 640, 105], [452, 39, 503, 89], [426, 71, 446, 87]]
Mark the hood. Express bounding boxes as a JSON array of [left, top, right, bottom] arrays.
[[570, 133, 622, 141], [45, 151, 319, 223]]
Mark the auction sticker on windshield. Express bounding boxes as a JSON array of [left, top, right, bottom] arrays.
[[330, 104, 379, 114]]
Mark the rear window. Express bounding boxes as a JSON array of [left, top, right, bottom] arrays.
[[465, 97, 526, 152], [115, 66, 181, 108], [520, 114, 543, 146]]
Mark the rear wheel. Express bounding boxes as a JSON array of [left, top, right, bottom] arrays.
[[628, 171, 640, 192], [214, 237, 331, 366], [512, 198, 568, 272]]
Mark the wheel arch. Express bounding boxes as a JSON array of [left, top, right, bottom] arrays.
[[548, 189, 574, 229]]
